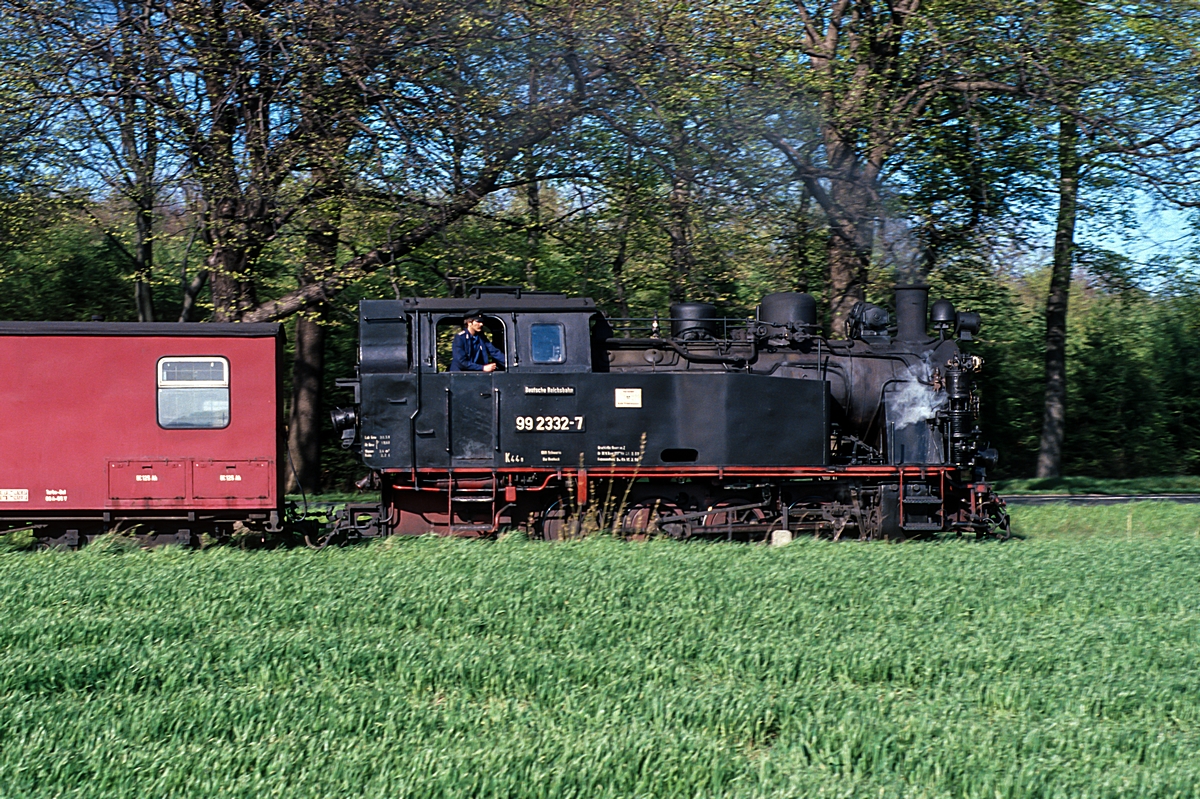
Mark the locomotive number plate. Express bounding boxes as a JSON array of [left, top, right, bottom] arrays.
[[515, 415, 586, 433]]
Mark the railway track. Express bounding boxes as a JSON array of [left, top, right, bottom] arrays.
[[1002, 493, 1200, 506]]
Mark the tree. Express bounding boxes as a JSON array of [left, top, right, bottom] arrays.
[[722, 0, 1021, 329], [1030, 0, 1200, 477], [235, 0, 603, 324], [13, 0, 605, 323], [13, 0, 169, 321], [15, 0, 610, 489]]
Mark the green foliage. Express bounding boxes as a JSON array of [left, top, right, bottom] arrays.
[[0, 208, 137, 322], [1063, 288, 1174, 476], [924, 262, 1200, 479], [3, 530, 1200, 795], [1151, 287, 1200, 473]]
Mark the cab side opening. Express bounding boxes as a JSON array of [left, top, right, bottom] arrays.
[[435, 315, 507, 372]]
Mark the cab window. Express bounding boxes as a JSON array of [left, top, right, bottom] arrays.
[[436, 316, 506, 371], [530, 323, 565, 363], [157, 357, 230, 429]]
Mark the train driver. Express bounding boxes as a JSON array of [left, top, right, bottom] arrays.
[[450, 311, 505, 372]]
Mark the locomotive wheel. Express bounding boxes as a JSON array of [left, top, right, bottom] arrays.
[[620, 499, 684, 539], [538, 501, 567, 541], [699, 499, 766, 533]]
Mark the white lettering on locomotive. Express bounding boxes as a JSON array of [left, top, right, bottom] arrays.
[[515, 416, 585, 432], [523, 386, 575, 395], [219, 474, 243, 482], [596, 444, 639, 464], [44, 489, 68, 502], [135, 474, 159, 482]]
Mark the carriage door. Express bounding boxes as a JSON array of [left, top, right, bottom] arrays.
[[448, 374, 496, 464]]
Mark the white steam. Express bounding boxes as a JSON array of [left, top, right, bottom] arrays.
[[887, 358, 945, 429]]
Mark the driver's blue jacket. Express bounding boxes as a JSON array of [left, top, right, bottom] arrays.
[[450, 330, 505, 371]]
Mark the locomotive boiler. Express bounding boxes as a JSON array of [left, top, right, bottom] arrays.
[[334, 284, 1009, 540]]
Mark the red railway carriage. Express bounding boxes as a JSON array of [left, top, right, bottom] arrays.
[[0, 322, 285, 546]]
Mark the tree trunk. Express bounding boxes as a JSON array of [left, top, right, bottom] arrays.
[[610, 209, 633, 319], [523, 59, 540, 290], [133, 200, 154, 322], [286, 311, 327, 494], [663, 119, 696, 303], [207, 241, 259, 322], [825, 179, 874, 336], [118, 0, 158, 323], [286, 176, 341, 494], [765, 125, 883, 334], [134, 283, 154, 321], [524, 169, 540, 289], [666, 173, 695, 303], [1035, 113, 1081, 478], [178, 270, 208, 322]]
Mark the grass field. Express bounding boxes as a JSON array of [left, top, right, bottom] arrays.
[[994, 475, 1200, 494], [1, 503, 1199, 797]]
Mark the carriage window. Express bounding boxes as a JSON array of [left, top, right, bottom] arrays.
[[157, 357, 230, 429], [530, 323, 565, 363]]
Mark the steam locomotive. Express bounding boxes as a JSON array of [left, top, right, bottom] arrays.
[[332, 283, 1009, 540]]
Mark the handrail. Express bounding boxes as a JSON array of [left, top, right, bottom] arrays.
[[604, 337, 757, 366]]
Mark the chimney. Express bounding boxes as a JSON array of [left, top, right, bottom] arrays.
[[894, 284, 929, 342]]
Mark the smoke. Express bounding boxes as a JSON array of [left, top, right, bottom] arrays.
[[887, 357, 945, 429], [878, 216, 928, 287]]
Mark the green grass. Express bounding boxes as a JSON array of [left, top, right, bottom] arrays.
[[1011, 500, 1200, 538], [995, 475, 1200, 494], [286, 491, 381, 506], [3, 506, 1200, 797]]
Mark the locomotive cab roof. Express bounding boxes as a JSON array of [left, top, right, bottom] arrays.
[[359, 293, 601, 375], [388, 290, 597, 316]]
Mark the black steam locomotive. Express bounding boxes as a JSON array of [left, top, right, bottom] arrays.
[[332, 284, 1009, 540]]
